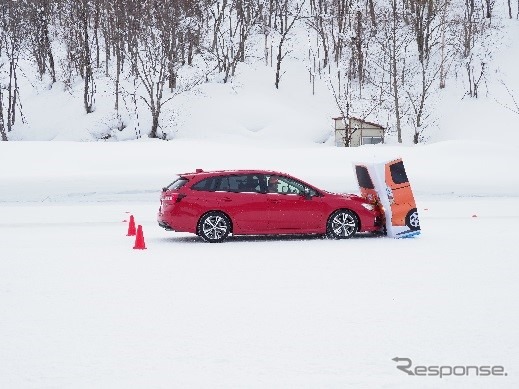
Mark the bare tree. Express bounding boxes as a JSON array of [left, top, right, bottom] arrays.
[[407, 0, 438, 64], [307, 0, 330, 69], [330, 80, 357, 147], [210, 0, 261, 83], [1, 0, 27, 135], [367, 0, 377, 31], [131, 3, 171, 138], [439, 0, 449, 88], [406, 53, 443, 144], [483, 0, 495, 19], [59, 0, 96, 112], [0, 8, 6, 141], [274, 0, 305, 89], [350, 10, 365, 83], [28, 0, 56, 83], [384, 0, 408, 143], [0, 61, 6, 140], [80, 0, 95, 113], [463, 0, 476, 58], [330, 0, 349, 65], [131, 0, 205, 138], [495, 81, 519, 116]]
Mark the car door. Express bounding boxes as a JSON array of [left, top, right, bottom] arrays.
[[266, 175, 326, 233], [212, 174, 270, 234]]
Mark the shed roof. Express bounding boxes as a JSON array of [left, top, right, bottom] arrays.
[[332, 116, 385, 129]]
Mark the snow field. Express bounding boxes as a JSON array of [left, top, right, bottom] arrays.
[[1, 196, 518, 388]]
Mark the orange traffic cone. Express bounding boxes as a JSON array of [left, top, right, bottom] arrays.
[[126, 215, 136, 236], [133, 225, 147, 250]]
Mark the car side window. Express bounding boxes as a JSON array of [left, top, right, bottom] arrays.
[[238, 174, 262, 193], [283, 177, 317, 196], [214, 175, 263, 193], [191, 177, 217, 191], [390, 161, 409, 185], [216, 176, 231, 191], [267, 175, 317, 196]]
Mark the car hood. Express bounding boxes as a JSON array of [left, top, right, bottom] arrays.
[[325, 191, 366, 202]]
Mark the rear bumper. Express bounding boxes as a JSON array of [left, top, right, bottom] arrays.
[[157, 207, 197, 233], [158, 220, 174, 231]]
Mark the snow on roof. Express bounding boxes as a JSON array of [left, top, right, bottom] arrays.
[[332, 116, 385, 129]]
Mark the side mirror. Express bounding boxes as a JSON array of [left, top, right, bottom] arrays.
[[162, 187, 168, 192]]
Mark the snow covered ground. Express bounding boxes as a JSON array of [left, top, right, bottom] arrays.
[[1, 141, 518, 387]]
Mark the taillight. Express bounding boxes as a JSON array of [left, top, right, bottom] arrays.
[[162, 193, 186, 203]]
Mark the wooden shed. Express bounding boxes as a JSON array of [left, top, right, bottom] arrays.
[[333, 116, 385, 147]]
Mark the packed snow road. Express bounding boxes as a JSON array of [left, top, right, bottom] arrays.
[[1, 197, 518, 388]]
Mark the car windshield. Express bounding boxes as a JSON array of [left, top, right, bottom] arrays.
[[355, 166, 374, 189]]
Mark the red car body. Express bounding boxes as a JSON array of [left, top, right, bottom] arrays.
[[158, 169, 382, 241]]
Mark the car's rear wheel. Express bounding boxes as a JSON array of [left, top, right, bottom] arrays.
[[327, 210, 359, 239], [405, 208, 420, 230], [198, 211, 231, 243]]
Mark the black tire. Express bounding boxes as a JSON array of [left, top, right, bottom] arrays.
[[405, 208, 420, 230], [326, 210, 359, 239], [197, 211, 231, 243]]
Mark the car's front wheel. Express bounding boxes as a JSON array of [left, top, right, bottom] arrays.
[[327, 210, 359, 239], [197, 211, 231, 243], [405, 208, 420, 230]]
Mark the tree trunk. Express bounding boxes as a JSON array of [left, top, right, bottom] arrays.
[[82, 0, 94, 113], [485, 0, 491, 18], [104, 28, 110, 77], [275, 37, 284, 89], [150, 111, 160, 138], [44, 27, 56, 83], [439, 1, 447, 88], [391, 1, 402, 143], [367, 0, 377, 30], [7, 57, 16, 132], [0, 88, 7, 141], [356, 11, 363, 83], [115, 47, 120, 112]]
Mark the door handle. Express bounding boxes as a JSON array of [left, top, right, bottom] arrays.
[[222, 197, 232, 202]]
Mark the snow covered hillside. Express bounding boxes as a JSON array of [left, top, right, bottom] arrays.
[[1, 1, 519, 144]]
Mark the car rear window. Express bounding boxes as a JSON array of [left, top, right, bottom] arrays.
[[166, 177, 189, 190], [355, 166, 374, 189], [390, 161, 409, 184]]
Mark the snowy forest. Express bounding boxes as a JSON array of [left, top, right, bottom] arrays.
[[0, 0, 517, 143]]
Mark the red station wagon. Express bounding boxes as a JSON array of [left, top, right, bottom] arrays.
[[158, 169, 383, 242]]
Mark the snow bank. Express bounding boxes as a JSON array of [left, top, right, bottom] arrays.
[[1, 139, 518, 203]]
